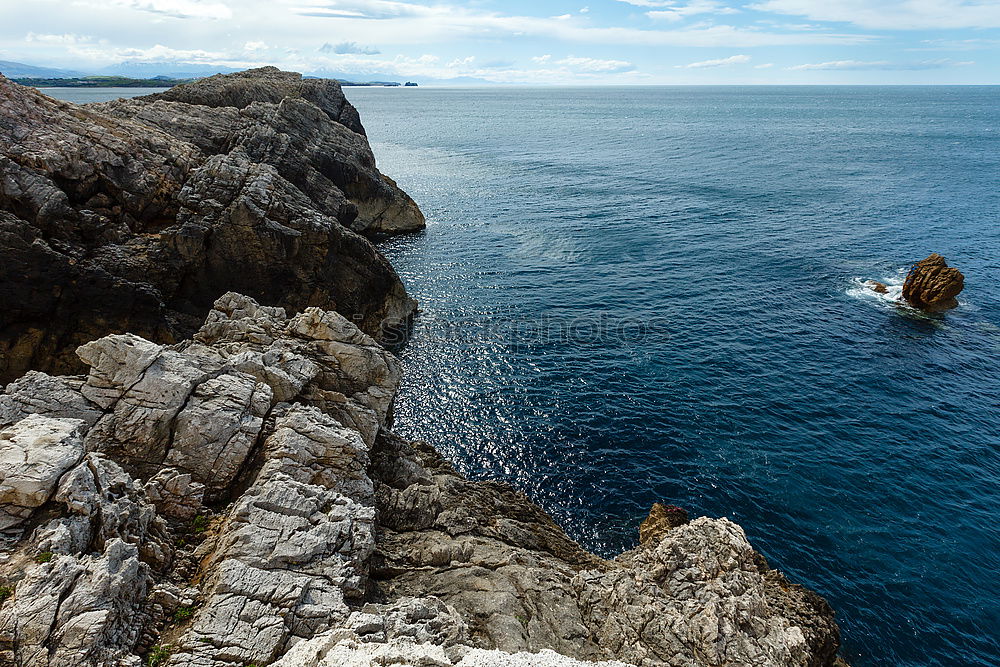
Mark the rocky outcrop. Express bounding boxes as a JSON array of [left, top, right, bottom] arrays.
[[100, 68, 425, 236], [1, 68, 845, 667], [0, 293, 845, 667], [638, 502, 690, 544], [0, 68, 420, 384], [902, 253, 964, 312]]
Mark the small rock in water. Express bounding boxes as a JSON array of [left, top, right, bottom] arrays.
[[867, 281, 889, 294], [902, 253, 965, 312], [639, 503, 690, 544]]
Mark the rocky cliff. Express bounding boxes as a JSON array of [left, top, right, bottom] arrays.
[[0, 68, 422, 384], [0, 71, 846, 667], [0, 293, 843, 667]]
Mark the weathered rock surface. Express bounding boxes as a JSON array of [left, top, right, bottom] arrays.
[[0, 65, 846, 667], [638, 502, 690, 545], [0, 416, 84, 533], [866, 281, 888, 295], [0, 68, 419, 384], [901, 253, 964, 311], [110, 68, 425, 236], [0, 293, 846, 667]]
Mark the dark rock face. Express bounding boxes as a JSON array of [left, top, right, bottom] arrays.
[[100, 68, 425, 236], [0, 69, 420, 384], [902, 253, 964, 312], [151, 67, 367, 136]]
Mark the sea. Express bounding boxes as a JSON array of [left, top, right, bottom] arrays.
[[46, 85, 1000, 667]]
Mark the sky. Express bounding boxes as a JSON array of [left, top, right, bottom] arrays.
[[1, 0, 999, 84]]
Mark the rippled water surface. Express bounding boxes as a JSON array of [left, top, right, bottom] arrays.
[[348, 86, 1000, 667], [52, 86, 1000, 667]]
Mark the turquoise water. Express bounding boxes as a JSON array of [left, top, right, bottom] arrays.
[[50, 86, 1000, 666]]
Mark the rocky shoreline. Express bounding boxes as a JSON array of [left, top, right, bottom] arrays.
[[0, 68, 847, 666]]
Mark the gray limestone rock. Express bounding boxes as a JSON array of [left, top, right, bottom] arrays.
[[0, 416, 85, 534], [0, 539, 151, 667], [0, 293, 846, 667]]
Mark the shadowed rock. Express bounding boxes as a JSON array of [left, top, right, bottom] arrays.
[[0, 69, 420, 384], [902, 253, 964, 312]]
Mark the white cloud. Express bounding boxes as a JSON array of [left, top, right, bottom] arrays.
[[789, 59, 976, 70], [614, 0, 672, 6], [555, 56, 635, 72], [751, 0, 1000, 30], [75, 0, 233, 20], [319, 41, 381, 55], [677, 53, 751, 68], [67, 43, 229, 63], [271, 1, 871, 48], [646, 1, 740, 22], [25, 33, 93, 44]]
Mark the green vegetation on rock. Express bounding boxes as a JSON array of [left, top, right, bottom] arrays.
[[12, 75, 193, 88]]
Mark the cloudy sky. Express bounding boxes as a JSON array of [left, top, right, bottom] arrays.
[[2, 0, 999, 83]]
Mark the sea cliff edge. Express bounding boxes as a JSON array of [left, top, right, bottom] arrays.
[[0, 68, 847, 667]]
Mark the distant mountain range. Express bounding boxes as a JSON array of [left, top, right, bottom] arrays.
[[0, 59, 242, 80], [0, 60, 87, 78], [96, 61, 243, 79]]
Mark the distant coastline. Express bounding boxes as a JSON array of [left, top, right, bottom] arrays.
[[12, 75, 189, 88], [11, 74, 415, 88]]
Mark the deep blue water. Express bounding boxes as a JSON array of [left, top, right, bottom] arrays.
[[348, 87, 1000, 667], [52, 86, 1000, 667]]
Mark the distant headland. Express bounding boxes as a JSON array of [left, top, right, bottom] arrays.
[[10, 74, 416, 88]]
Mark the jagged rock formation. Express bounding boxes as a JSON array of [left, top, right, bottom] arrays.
[[902, 253, 964, 312], [638, 502, 690, 545], [0, 68, 846, 667], [0, 294, 845, 667], [0, 68, 422, 384]]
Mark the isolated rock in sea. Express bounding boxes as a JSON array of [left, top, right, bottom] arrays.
[[867, 281, 889, 295], [0, 69, 418, 384], [902, 253, 964, 311], [0, 293, 847, 667]]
